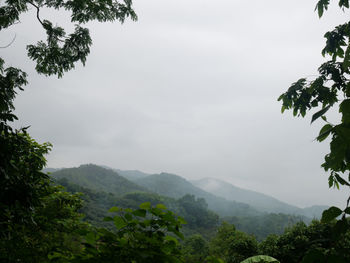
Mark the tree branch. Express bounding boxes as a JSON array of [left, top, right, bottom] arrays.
[[26, 1, 44, 27]]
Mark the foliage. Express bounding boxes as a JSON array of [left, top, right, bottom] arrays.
[[240, 255, 279, 263], [278, 0, 350, 195], [224, 213, 308, 241], [1, 0, 136, 261], [54, 203, 186, 263], [181, 234, 209, 263], [55, 177, 220, 238], [209, 222, 258, 263], [278, 1, 350, 261], [1, 0, 137, 77], [51, 164, 148, 196], [259, 220, 350, 263], [0, 184, 90, 263]]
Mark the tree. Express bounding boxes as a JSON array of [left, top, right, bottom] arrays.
[[209, 222, 258, 263], [181, 234, 209, 263], [259, 220, 350, 263], [279, 0, 350, 205], [278, 1, 350, 259], [58, 203, 186, 263], [1, 1, 136, 261]]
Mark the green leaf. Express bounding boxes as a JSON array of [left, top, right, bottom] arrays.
[[139, 202, 151, 210], [103, 216, 113, 221], [339, 99, 350, 123], [321, 206, 343, 223], [124, 213, 133, 221], [132, 209, 146, 218], [339, 0, 350, 8], [164, 235, 179, 245], [109, 206, 120, 213], [85, 232, 96, 245], [156, 203, 167, 210], [241, 255, 280, 263], [344, 207, 350, 214], [177, 216, 187, 224], [334, 173, 350, 186], [328, 175, 335, 188], [343, 45, 350, 71], [114, 216, 127, 229], [317, 124, 333, 142], [311, 105, 330, 123]]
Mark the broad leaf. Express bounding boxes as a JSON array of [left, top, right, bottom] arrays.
[[139, 202, 151, 210], [317, 124, 333, 142], [311, 105, 330, 123], [156, 204, 167, 210], [321, 206, 343, 223], [241, 255, 280, 263]]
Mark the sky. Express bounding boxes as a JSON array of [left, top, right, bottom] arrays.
[[1, 0, 349, 208]]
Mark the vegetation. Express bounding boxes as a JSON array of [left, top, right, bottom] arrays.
[[278, 0, 350, 261], [52, 164, 312, 240], [2, 0, 350, 262]]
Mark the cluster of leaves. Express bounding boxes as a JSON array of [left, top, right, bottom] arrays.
[[50, 202, 186, 263], [278, 0, 350, 190], [209, 222, 259, 263], [278, 1, 350, 260], [0, 56, 54, 260], [1, 0, 139, 262], [259, 220, 350, 263], [0, 183, 90, 263], [1, 0, 137, 77]]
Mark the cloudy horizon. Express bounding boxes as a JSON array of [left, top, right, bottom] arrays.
[[2, 0, 349, 208]]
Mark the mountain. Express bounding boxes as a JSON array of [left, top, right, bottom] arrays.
[[43, 167, 61, 174], [301, 205, 329, 219], [192, 178, 327, 218], [50, 164, 148, 196], [134, 173, 262, 218], [114, 169, 150, 181]]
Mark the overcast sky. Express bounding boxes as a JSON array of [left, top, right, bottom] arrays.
[[2, 0, 349, 208]]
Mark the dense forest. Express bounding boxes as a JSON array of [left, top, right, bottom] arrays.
[[52, 164, 313, 241], [2, 0, 350, 262]]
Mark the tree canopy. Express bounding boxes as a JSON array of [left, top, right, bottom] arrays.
[[278, 0, 350, 261]]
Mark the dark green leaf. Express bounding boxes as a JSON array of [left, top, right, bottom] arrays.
[[114, 216, 127, 229], [132, 209, 146, 218], [339, 99, 350, 123], [334, 173, 350, 186], [311, 105, 330, 123], [321, 206, 343, 223], [317, 124, 333, 142]]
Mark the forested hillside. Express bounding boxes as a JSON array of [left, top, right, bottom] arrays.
[[51, 164, 316, 240], [51, 164, 148, 196], [193, 178, 328, 218], [3, 0, 350, 261], [135, 172, 261, 217]]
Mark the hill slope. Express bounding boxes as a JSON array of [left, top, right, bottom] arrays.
[[135, 173, 261, 218], [192, 178, 327, 218], [51, 164, 148, 196]]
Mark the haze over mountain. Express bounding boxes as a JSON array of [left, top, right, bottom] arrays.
[[192, 178, 328, 218], [48, 164, 327, 219], [134, 172, 261, 217]]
